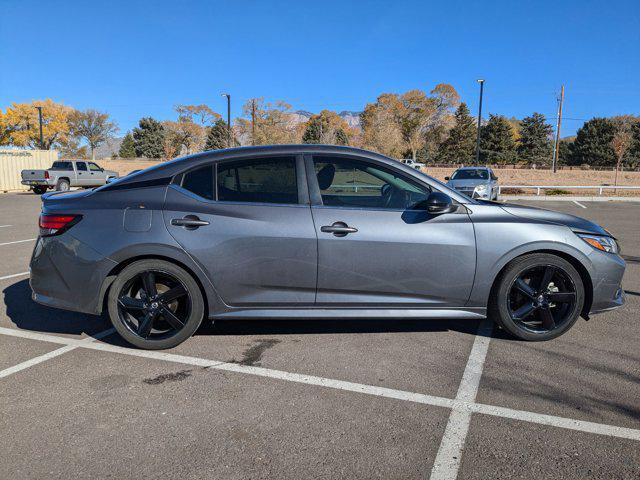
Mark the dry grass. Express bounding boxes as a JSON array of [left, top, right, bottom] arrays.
[[423, 167, 640, 196]]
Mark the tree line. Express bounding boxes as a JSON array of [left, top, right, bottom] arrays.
[[2, 91, 640, 169]]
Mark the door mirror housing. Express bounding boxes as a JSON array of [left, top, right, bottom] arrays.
[[413, 191, 457, 214]]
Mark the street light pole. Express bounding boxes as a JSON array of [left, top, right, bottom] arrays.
[[475, 79, 485, 165], [221, 93, 231, 148], [35, 106, 44, 149]]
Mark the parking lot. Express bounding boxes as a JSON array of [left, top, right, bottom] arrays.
[[0, 192, 639, 479]]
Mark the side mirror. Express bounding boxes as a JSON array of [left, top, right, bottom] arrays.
[[414, 191, 457, 215], [444, 176, 450, 181]]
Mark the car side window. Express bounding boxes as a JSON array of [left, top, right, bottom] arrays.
[[181, 165, 214, 200], [217, 156, 298, 205], [89, 162, 102, 172], [76, 162, 88, 171], [313, 156, 431, 210]]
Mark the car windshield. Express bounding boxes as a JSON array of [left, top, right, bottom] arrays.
[[451, 169, 488, 180]]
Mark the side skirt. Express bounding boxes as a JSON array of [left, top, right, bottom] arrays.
[[211, 308, 487, 320]]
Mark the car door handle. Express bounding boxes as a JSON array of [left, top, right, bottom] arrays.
[[171, 216, 210, 229], [320, 222, 358, 237]]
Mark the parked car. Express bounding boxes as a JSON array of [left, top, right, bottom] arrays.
[[30, 145, 625, 349], [401, 159, 424, 170], [21, 160, 118, 194], [445, 166, 499, 200]]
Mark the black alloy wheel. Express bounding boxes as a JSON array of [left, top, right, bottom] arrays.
[[507, 264, 577, 333], [490, 253, 585, 341], [117, 270, 191, 340], [108, 259, 205, 349]]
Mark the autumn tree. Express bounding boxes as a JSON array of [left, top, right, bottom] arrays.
[[568, 118, 616, 166], [132, 117, 165, 158], [517, 113, 553, 165], [0, 99, 73, 149], [436, 103, 476, 163], [302, 110, 350, 145], [68, 109, 118, 159], [236, 98, 298, 145], [204, 119, 231, 150], [479, 114, 517, 164], [423, 84, 461, 159], [118, 132, 136, 158], [360, 94, 404, 158]]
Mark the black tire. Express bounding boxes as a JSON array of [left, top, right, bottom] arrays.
[[55, 178, 70, 192], [32, 186, 47, 195], [107, 259, 205, 349], [489, 253, 585, 341]]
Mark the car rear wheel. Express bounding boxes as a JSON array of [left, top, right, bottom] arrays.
[[489, 253, 585, 341], [107, 260, 205, 349], [55, 179, 70, 192], [32, 186, 47, 195]]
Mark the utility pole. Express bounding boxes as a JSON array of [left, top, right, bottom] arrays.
[[221, 93, 231, 148], [35, 106, 44, 149], [475, 79, 485, 165], [251, 99, 256, 145], [552, 85, 565, 173]]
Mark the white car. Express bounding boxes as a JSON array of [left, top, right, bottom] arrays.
[[401, 159, 424, 170]]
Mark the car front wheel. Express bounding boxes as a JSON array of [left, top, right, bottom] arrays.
[[107, 259, 205, 349], [489, 253, 585, 341]]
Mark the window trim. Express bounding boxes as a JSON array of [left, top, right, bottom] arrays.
[[306, 153, 438, 212], [173, 154, 306, 207]]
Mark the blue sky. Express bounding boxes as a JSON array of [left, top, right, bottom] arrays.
[[1, 0, 639, 136]]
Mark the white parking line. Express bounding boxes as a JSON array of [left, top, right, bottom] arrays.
[[0, 328, 115, 380], [430, 319, 493, 480], [0, 271, 30, 281], [573, 200, 587, 209], [0, 326, 639, 443], [0, 238, 36, 247], [0, 225, 12, 228]]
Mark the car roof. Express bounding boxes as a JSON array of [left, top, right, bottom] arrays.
[[456, 166, 490, 170]]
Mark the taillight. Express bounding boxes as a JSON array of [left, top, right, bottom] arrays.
[[44, 171, 50, 179], [39, 214, 81, 236]]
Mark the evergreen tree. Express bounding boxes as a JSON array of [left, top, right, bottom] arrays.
[[132, 117, 165, 158], [479, 114, 516, 164], [204, 119, 229, 150], [628, 122, 640, 169], [568, 118, 616, 166], [517, 113, 553, 165], [436, 103, 477, 163], [118, 132, 136, 158]]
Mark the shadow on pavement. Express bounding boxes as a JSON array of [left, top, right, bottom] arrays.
[[2, 279, 111, 336]]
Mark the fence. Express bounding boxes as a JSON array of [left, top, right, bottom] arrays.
[[498, 185, 640, 196], [0, 149, 59, 191]]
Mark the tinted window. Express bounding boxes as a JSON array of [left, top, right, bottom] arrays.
[[313, 157, 430, 210], [52, 161, 73, 171], [88, 162, 102, 172], [451, 169, 488, 180], [76, 162, 88, 171], [217, 157, 298, 204], [181, 165, 214, 200]]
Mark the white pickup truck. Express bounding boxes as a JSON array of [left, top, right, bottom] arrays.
[[21, 160, 118, 194], [401, 159, 425, 170]]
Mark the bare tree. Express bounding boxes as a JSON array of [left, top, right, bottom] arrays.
[[611, 125, 632, 189], [68, 109, 118, 159]]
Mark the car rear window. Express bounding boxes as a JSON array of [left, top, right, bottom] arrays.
[[216, 157, 298, 204], [52, 161, 73, 171], [181, 165, 214, 200]]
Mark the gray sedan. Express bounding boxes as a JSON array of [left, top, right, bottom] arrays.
[[30, 145, 625, 349], [446, 166, 499, 200]]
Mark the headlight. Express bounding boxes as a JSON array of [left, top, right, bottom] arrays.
[[577, 234, 619, 254]]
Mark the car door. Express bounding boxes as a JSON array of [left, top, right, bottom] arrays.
[[163, 154, 318, 307], [75, 162, 90, 186], [306, 155, 476, 307], [88, 162, 106, 186]]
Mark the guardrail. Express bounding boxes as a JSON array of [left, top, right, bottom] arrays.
[[498, 185, 640, 196]]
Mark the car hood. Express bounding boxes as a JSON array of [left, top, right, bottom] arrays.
[[499, 202, 608, 236], [447, 179, 488, 188]]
